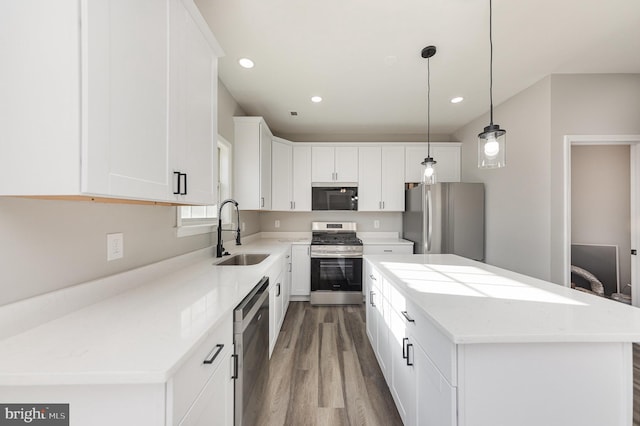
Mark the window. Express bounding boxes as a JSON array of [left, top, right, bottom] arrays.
[[177, 137, 232, 237]]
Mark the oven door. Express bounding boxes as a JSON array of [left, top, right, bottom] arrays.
[[311, 256, 363, 292]]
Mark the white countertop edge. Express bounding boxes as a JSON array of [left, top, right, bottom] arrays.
[[365, 254, 640, 345]]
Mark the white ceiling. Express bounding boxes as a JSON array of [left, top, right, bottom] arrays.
[[195, 0, 640, 140]]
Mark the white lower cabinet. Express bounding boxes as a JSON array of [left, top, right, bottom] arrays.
[[167, 315, 233, 424], [414, 340, 456, 426], [389, 308, 416, 425], [179, 345, 234, 426], [291, 244, 311, 298]]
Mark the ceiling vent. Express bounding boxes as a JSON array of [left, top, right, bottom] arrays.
[[289, 111, 299, 118]]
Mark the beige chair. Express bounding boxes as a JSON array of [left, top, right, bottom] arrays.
[[570, 265, 605, 296]]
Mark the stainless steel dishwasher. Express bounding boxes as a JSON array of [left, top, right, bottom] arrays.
[[232, 276, 269, 426]]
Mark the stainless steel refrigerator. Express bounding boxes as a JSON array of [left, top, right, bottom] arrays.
[[402, 183, 484, 260]]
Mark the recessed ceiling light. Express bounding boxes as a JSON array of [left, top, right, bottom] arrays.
[[311, 96, 323, 103], [450, 96, 464, 104], [238, 58, 254, 69]]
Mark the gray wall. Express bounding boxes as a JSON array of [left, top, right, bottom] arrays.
[[549, 74, 640, 283], [455, 73, 640, 284], [0, 79, 258, 306], [571, 145, 631, 288], [455, 77, 552, 280]]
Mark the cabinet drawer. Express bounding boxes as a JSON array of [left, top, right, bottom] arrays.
[[363, 245, 413, 255], [169, 314, 233, 423], [405, 300, 456, 385]]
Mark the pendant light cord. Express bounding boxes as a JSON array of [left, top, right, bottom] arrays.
[[427, 56, 431, 156], [489, 0, 494, 126]]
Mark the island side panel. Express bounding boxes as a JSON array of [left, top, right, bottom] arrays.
[[457, 341, 632, 426]]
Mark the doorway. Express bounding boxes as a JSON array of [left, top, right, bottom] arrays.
[[563, 135, 640, 307]]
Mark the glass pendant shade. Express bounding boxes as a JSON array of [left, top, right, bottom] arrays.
[[477, 124, 506, 168], [421, 157, 437, 185]]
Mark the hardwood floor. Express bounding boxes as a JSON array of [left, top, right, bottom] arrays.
[[257, 302, 402, 426]]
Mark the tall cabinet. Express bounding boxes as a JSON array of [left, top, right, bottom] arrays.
[[233, 117, 273, 210], [358, 145, 405, 211], [271, 139, 311, 211], [0, 0, 222, 205]]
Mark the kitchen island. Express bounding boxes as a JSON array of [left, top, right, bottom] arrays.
[[364, 253, 640, 426]]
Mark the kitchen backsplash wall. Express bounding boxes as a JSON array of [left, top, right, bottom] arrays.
[[0, 197, 211, 306], [259, 211, 402, 233]]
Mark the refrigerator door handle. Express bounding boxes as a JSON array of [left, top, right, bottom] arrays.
[[426, 185, 433, 251]]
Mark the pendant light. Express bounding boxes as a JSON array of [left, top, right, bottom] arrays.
[[421, 45, 437, 185], [478, 0, 506, 169]]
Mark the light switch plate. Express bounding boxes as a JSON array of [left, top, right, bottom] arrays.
[[275, 220, 280, 228], [374, 220, 380, 229], [107, 233, 124, 261]]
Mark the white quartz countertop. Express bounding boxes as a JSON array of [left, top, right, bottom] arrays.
[[366, 254, 640, 344], [0, 239, 291, 386]]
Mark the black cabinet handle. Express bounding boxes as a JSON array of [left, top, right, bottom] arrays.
[[203, 344, 224, 365], [370, 291, 375, 307], [173, 171, 181, 195], [406, 343, 414, 366], [180, 173, 187, 195], [231, 353, 238, 379], [369, 274, 377, 281], [402, 337, 409, 359], [401, 311, 415, 323], [276, 283, 281, 297]]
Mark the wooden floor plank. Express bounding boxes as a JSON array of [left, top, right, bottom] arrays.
[[259, 302, 402, 426]]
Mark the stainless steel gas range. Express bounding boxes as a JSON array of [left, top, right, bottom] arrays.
[[310, 222, 363, 305]]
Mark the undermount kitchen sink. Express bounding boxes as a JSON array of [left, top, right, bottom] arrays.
[[215, 253, 269, 266]]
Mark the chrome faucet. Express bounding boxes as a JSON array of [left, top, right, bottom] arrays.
[[216, 199, 241, 257]]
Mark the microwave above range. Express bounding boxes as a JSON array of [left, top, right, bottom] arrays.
[[311, 186, 358, 211]]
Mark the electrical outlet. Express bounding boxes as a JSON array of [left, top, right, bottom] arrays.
[[374, 220, 380, 229], [107, 233, 124, 261], [275, 220, 280, 228]]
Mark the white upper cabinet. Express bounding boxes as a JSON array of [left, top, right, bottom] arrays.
[[405, 143, 461, 183], [292, 145, 312, 211], [234, 117, 272, 210], [0, 0, 222, 204], [358, 146, 405, 211], [169, 0, 219, 205], [311, 146, 358, 183], [271, 140, 293, 211], [272, 140, 311, 211]]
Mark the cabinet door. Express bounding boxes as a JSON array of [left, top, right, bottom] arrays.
[[272, 140, 293, 210], [259, 123, 273, 209], [334, 146, 358, 182], [358, 147, 382, 211], [284, 250, 292, 311], [269, 273, 284, 357], [415, 341, 456, 426], [365, 268, 378, 351], [179, 351, 233, 426], [0, 0, 81, 196], [389, 308, 416, 425], [83, 0, 172, 201], [172, 0, 217, 204], [291, 245, 311, 296], [430, 145, 461, 182], [311, 146, 335, 182], [381, 145, 405, 211], [292, 145, 312, 211], [405, 145, 460, 183]]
